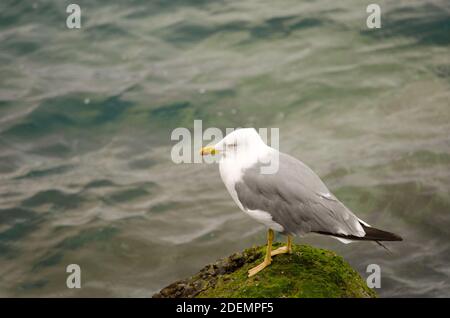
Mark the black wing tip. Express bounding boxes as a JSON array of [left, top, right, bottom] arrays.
[[361, 223, 403, 242], [314, 224, 403, 242]]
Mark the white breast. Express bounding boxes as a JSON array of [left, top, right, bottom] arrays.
[[219, 158, 245, 210]]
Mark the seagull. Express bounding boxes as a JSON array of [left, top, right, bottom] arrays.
[[201, 128, 402, 277]]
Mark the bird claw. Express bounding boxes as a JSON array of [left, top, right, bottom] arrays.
[[248, 259, 271, 277], [270, 246, 291, 256]]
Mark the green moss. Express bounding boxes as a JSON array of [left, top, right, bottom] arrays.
[[154, 244, 377, 298]]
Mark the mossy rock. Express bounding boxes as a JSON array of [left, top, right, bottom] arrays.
[[153, 243, 377, 298]]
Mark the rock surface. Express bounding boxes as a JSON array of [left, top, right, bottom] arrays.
[[153, 243, 377, 298]]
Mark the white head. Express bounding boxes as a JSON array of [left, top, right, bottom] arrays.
[[200, 128, 269, 162]]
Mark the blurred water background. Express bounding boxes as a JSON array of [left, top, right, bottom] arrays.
[[0, 0, 449, 297]]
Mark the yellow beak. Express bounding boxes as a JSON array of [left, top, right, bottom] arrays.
[[200, 146, 218, 156]]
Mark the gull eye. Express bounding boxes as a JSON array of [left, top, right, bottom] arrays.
[[227, 141, 237, 148]]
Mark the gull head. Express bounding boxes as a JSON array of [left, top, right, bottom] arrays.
[[200, 128, 268, 160]]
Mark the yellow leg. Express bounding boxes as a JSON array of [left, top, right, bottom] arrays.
[[248, 229, 274, 277], [271, 235, 293, 256]]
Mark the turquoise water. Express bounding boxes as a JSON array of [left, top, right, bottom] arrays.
[[0, 0, 449, 297]]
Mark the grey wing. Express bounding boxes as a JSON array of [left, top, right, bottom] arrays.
[[235, 153, 365, 237]]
